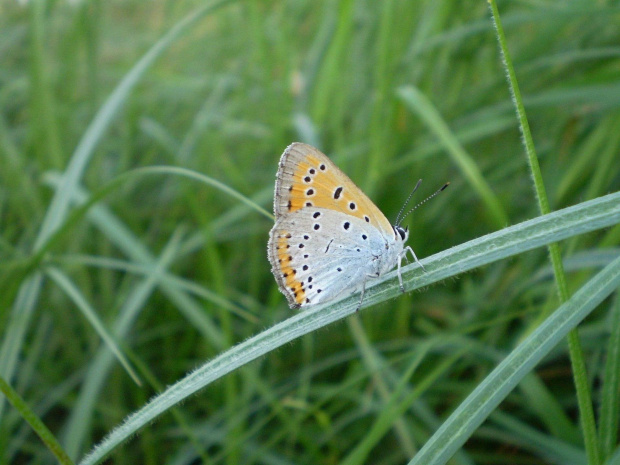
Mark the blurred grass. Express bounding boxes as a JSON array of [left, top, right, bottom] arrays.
[[0, 1, 619, 464]]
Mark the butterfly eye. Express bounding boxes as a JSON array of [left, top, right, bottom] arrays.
[[395, 226, 408, 241]]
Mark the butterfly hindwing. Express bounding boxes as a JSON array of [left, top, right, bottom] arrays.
[[268, 208, 384, 307]]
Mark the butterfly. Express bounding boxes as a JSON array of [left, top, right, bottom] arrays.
[[268, 143, 446, 309]]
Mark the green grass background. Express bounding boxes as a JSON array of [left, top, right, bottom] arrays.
[[1, 0, 620, 464]]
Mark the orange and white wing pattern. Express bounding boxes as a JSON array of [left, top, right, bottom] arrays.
[[268, 143, 402, 308], [272, 143, 393, 233]]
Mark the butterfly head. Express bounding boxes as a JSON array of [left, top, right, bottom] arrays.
[[394, 225, 409, 243]]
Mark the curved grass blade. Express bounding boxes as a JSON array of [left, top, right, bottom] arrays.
[[46, 268, 141, 385], [79, 191, 620, 465], [129, 166, 272, 220], [62, 231, 187, 459]]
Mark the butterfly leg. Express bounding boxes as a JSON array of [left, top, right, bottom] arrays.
[[404, 246, 425, 271], [355, 275, 378, 312], [356, 278, 367, 312], [397, 246, 425, 293]]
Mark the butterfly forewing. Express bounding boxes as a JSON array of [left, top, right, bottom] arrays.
[[274, 143, 394, 234]]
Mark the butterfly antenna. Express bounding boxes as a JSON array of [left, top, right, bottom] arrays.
[[395, 179, 423, 226], [397, 182, 450, 226]]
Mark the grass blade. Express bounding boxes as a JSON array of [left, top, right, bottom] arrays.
[[599, 293, 620, 460], [0, 375, 73, 465], [397, 85, 508, 228], [0, 0, 238, 421], [79, 191, 620, 465], [487, 1, 601, 463], [46, 268, 141, 385], [408, 254, 620, 465]]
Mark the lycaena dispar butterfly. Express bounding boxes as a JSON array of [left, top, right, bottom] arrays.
[[268, 142, 448, 309]]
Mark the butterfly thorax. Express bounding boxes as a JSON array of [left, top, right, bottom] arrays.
[[373, 225, 408, 276]]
